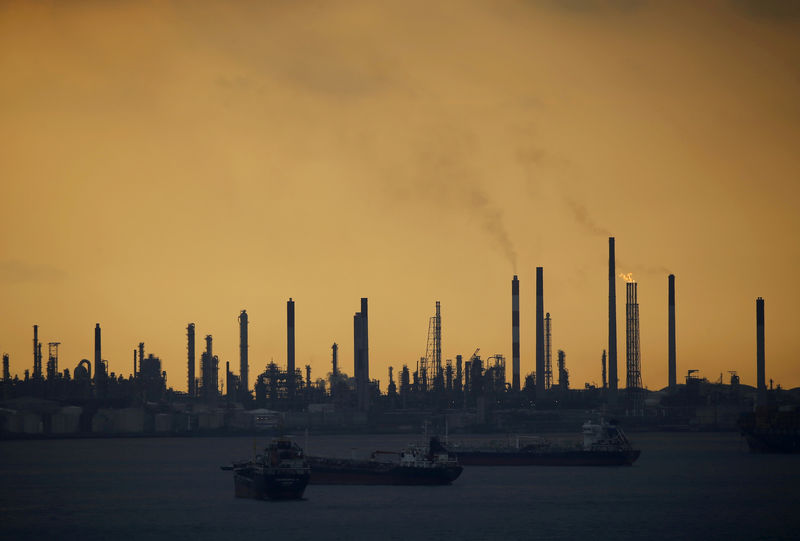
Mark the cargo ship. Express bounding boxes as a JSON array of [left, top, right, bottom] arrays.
[[739, 408, 800, 453], [307, 438, 463, 485], [450, 419, 640, 466], [222, 436, 311, 500]]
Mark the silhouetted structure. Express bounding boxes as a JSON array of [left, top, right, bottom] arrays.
[[138, 342, 145, 376], [94, 323, 104, 383], [46, 342, 59, 380], [387, 366, 397, 400], [626, 282, 642, 390], [601, 349, 607, 389], [511, 275, 520, 392], [421, 301, 443, 397], [139, 352, 166, 401], [668, 274, 677, 389], [626, 281, 643, 415], [455, 355, 463, 395], [187, 323, 196, 398], [544, 312, 552, 390], [485, 354, 506, 395], [200, 334, 219, 403], [608, 237, 618, 401], [557, 350, 569, 391], [535, 267, 545, 400], [239, 310, 249, 402], [33, 325, 42, 380], [433, 301, 442, 391], [353, 298, 369, 411], [3, 269, 785, 436], [287, 299, 296, 404], [75, 359, 91, 381], [756, 297, 766, 407]]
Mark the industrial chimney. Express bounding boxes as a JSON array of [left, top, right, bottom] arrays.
[[535, 267, 545, 400], [608, 237, 618, 401], [756, 297, 766, 408], [287, 299, 296, 403], [668, 275, 676, 389], [94, 323, 102, 383], [354, 298, 369, 411], [187, 323, 195, 397], [511, 275, 520, 392], [239, 310, 249, 401]]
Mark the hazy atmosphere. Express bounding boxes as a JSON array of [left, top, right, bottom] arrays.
[[1, 0, 799, 392]]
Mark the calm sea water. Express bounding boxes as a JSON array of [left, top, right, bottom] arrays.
[[1, 432, 798, 540]]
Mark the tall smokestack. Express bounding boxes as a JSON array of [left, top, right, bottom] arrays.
[[535, 267, 545, 400], [201, 334, 215, 401], [239, 310, 249, 401], [331, 343, 338, 377], [133, 348, 137, 377], [756, 297, 766, 408], [354, 298, 369, 411], [3, 353, 9, 381], [94, 323, 102, 383], [287, 299, 295, 403], [608, 237, 618, 400], [512, 275, 520, 392], [668, 274, 676, 389], [187, 323, 195, 397], [33, 325, 41, 379]]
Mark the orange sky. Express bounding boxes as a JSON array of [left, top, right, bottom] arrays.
[[1, 0, 799, 392]]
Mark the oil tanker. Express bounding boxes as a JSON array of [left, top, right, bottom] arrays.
[[222, 437, 310, 500], [449, 420, 640, 466], [739, 408, 800, 453], [307, 438, 463, 485]]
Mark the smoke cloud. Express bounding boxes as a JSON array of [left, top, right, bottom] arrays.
[[467, 188, 518, 270], [0, 260, 66, 284], [565, 197, 612, 236]]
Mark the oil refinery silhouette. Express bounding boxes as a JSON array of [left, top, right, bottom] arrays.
[[1, 237, 794, 438]]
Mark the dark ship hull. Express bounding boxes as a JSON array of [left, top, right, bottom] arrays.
[[307, 458, 463, 485], [739, 410, 800, 454], [742, 433, 800, 454], [233, 467, 310, 500], [454, 449, 640, 466]]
